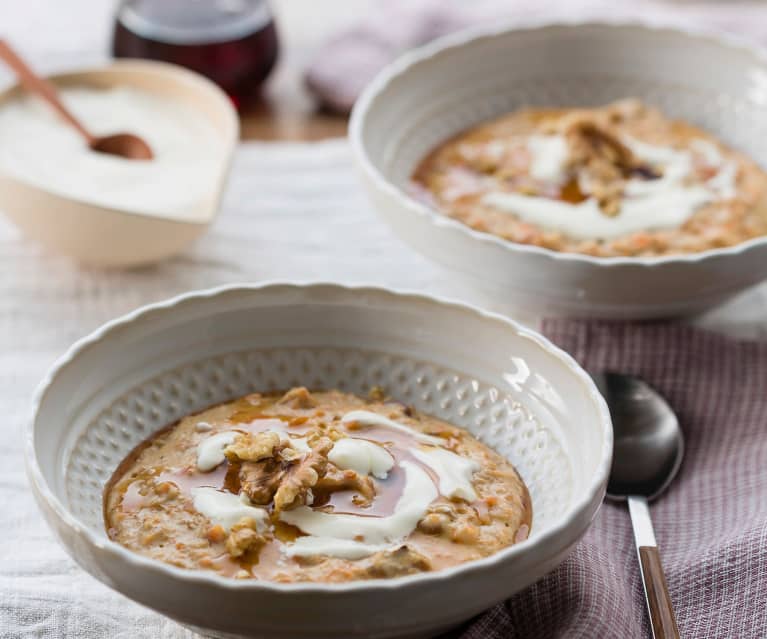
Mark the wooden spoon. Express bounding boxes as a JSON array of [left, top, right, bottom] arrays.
[[0, 40, 153, 160]]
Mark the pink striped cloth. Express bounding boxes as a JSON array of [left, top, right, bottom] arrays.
[[306, 0, 767, 114], [446, 321, 767, 638]]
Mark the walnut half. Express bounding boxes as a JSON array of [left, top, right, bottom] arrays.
[[220, 422, 381, 517], [230, 434, 335, 513], [273, 437, 333, 513], [238, 458, 283, 505], [542, 103, 658, 217]]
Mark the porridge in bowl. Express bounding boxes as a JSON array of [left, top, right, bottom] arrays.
[[412, 100, 767, 257], [105, 387, 532, 583]]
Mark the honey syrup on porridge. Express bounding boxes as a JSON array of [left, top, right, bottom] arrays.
[[104, 388, 532, 583]]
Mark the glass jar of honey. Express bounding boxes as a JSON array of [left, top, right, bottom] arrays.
[[112, 0, 279, 109]]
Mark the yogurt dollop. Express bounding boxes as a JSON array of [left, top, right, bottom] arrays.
[[192, 487, 268, 532], [284, 537, 389, 560], [411, 446, 480, 502], [483, 135, 738, 239], [0, 86, 224, 220], [196, 431, 238, 472], [328, 437, 394, 479], [341, 410, 444, 445], [281, 461, 437, 555]]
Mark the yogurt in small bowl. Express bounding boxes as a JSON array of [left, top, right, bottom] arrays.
[[0, 60, 238, 267]]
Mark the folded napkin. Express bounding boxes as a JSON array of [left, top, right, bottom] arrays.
[[306, 0, 767, 114], [444, 321, 767, 639]]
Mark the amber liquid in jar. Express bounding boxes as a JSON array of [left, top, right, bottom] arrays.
[[112, 0, 278, 109]]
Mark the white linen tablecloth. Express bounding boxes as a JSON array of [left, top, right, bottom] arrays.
[[0, 139, 500, 639], [2, 138, 767, 638], [3, 0, 767, 634]]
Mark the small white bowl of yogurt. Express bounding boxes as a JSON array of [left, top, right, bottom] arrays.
[[0, 59, 238, 267]]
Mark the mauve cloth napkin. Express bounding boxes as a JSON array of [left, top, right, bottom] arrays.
[[306, 0, 767, 114], [442, 320, 767, 639]]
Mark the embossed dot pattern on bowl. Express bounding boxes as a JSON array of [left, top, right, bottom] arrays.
[[67, 348, 569, 534]]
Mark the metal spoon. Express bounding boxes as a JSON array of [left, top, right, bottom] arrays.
[[592, 371, 683, 639], [0, 40, 153, 160]]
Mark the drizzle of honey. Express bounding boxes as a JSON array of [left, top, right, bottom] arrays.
[[273, 520, 301, 543], [120, 479, 148, 512], [559, 177, 587, 204], [113, 398, 480, 581], [321, 463, 408, 518], [157, 464, 228, 497], [319, 422, 451, 518], [211, 552, 247, 577]]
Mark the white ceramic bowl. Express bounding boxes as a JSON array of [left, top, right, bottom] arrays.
[[26, 283, 611, 639], [350, 21, 767, 318], [0, 60, 238, 267]]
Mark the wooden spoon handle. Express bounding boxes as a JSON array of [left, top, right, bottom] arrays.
[[0, 39, 94, 143], [627, 496, 680, 638], [638, 545, 680, 639]]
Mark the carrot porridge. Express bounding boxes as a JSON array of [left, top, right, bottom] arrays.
[[411, 99, 767, 257], [104, 387, 532, 583]]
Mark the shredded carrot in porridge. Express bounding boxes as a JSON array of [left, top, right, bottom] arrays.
[[104, 388, 531, 583], [411, 99, 767, 257]]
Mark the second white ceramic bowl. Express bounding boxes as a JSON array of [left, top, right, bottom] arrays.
[[351, 21, 767, 318], [26, 283, 611, 638]]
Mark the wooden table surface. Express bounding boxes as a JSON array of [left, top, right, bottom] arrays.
[[237, 0, 367, 142], [238, 87, 348, 142]]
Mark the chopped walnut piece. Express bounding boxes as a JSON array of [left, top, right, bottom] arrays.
[[366, 546, 432, 579], [277, 387, 317, 409], [238, 458, 283, 505], [543, 107, 657, 217], [233, 432, 334, 509], [315, 466, 375, 507], [564, 119, 635, 217], [224, 431, 280, 463], [278, 446, 303, 462], [418, 512, 450, 535], [225, 517, 267, 558], [274, 438, 333, 512], [368, 386, 386, 401], [418, 502, 457, 536], [325, 427, 347, 442]]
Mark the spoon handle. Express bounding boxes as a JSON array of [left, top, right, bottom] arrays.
[[0, 39, 94, 143], [627, 496, 680, 639]]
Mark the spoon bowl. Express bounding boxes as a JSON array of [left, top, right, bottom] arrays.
[[0, 39, 154, 161], [593, 372, 684, 501], [90, 132, 153, 160]]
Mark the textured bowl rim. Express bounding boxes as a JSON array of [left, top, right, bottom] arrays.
[[24, 281, 612, 595], [0, 58, 239, 225], [349, 17, 767, 269]]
